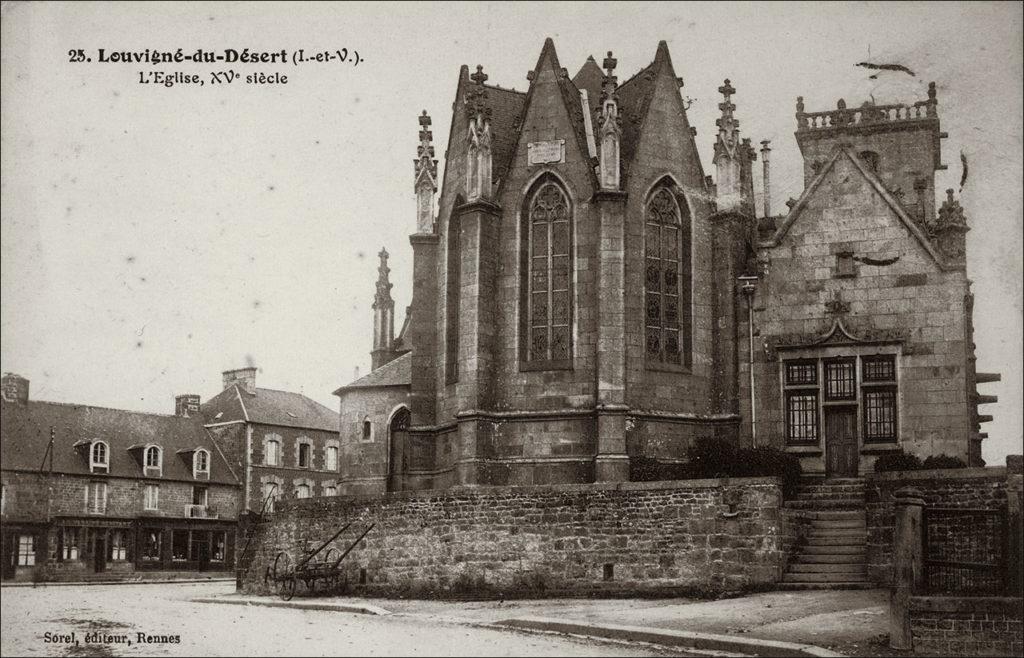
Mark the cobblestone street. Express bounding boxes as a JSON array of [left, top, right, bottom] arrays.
[[0, 582, 686, 657]]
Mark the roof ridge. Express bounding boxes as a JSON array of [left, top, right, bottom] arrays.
[[483, 82, 525, 96], [232, 384, 250, 422], [1, 398, 191, 420], [617, 60, 655, 91]]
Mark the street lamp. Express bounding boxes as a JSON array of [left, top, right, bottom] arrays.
[[738, 275, 759, 447]]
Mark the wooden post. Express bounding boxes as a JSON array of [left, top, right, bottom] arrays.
[[889, 486, 925, 650]]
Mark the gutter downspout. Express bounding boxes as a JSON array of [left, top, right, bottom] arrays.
[[747, 297, 756, 446], [244, 424, 252, 512]]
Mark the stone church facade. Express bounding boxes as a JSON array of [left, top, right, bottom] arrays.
[[333, 39, 996, 495]]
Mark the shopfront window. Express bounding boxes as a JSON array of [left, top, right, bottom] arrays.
[[61, 527, 80, 561], [110, 530, 127, 561], [172, 530, 189, 561], [141, 529, 162, 561]]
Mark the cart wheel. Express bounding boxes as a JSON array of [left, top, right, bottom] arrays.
[[280, 576, 296, 601], [323, 547, 341, 566], [272, 552, 293, 581]]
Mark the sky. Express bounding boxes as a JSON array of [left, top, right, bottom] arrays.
[[1, 1, 1021, 465]]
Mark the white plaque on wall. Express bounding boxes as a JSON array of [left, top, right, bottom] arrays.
[[528, 139, 565, 165]]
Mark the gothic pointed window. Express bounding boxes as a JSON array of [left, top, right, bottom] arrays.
[[521, 179, 573, 368], [644, 185, 692, 367], [445, 204, 462, 385]]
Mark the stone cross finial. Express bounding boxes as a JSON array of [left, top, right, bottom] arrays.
[[418, 109, 432, 139], [602, 51, 617, 77], [378, 247, 389, 266], [717, 79, 737, 130], [470, 64, 488, 86], [719, 79, 736, 102]]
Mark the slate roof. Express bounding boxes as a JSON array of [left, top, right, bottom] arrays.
[[0, 398, 238, 485], [617, 59, 659, 184], [201, 385, 339, 432], [333, 351, 411, 394], [485, 84, 527, 188], [572, 55, 604, 119]]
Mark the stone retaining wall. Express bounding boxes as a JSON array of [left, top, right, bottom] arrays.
[[242, 477, 787, 598]]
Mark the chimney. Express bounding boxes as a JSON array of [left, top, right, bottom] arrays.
[[222, 367, 257, 395], [760, 139, 772, 217], [1, 373, 29, 404], [175, 394, 201, 417]]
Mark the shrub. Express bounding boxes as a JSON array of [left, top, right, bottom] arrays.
[[922, 454, 968, 470], [874, 450, 969, 472], [686, 438, 803, 497], [628, 439, 802, 496], [874, 449, 922, 472]]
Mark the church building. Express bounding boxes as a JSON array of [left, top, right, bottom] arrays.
[[333, 39, 996, 494]]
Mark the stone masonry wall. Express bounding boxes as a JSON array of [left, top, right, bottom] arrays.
[[754, 150, 971, 475], [243, 477, 787, 598], [865, 466, 1008, 586], [909, 596, 1023, 656], [1, 470, 240, 521]]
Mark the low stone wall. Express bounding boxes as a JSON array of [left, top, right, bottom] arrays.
[[243, 477, 787, 598], [909, 596, 1023, 656], [865, 467, 1008, 586]]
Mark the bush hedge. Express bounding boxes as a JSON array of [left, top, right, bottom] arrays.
[[629, 438, 803, 498], [873, 449, 967, 472]]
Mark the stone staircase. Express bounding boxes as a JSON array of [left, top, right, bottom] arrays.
[[781, 478, 873, 590]]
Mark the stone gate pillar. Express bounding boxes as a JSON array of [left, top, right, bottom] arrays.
[[889, 486, 925, 650]]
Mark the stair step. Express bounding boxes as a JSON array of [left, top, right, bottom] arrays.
[[802, 543, 866, 554], [788, 563, 867, 573], [796, 552, 865, 563], [776, 582, 877, 591], [807, 526, 866, 536], [797, 510, 865, 520], [785, 500, 865, 510], [783, 572, 869, 583], [810, 519, 866, 529], [795, 490, 864, 497], [794, 493, 865, 502]]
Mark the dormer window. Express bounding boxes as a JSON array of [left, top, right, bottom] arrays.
[[90, 441, 109, 474], [144, 446, 162, 476], [193, 449, 210, 478]]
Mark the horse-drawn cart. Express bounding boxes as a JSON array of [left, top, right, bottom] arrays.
[[265, 522, 375, 600]]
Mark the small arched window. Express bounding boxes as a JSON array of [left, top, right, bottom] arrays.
[[521, 179, 573, 367], [361, 417, 373, 442], [644, 184, 692, 367], [90, 441, 109, 473], [193, 449, 210, 477], [859, 150, 880, 174], [144, 446, 161, 468], [295, 483, 311, 499]]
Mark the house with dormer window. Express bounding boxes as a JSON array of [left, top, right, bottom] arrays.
[[0, 373, 241, 582]]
